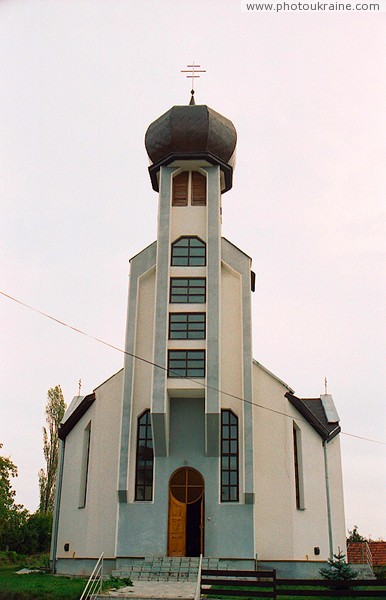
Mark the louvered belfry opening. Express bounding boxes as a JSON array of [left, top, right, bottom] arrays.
[[172, 172, 188, 206], [172, 171, 206, 206], [191, 172, 206, 205]]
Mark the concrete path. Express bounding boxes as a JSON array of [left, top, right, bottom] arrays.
[[99, 579, 197, 599]]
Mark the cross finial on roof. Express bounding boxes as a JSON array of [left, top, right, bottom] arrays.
[[181, 61, 206, 105], [324, 377, 328, 394]]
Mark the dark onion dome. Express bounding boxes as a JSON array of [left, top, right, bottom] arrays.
[[145, 103, 237, 193]]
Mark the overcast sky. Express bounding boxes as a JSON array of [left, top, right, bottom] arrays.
[[1, 0, 385, 540]]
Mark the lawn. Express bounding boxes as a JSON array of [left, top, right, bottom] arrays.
[[0, 566, 86, 600]]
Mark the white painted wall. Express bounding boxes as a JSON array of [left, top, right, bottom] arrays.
[[252, 362, 346, 562], [56, 369, 123, 559], [128, 268, 156, 501], [171, 204, 207, 242]]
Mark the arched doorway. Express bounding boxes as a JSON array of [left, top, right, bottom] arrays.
[[168, 467, 204, 557]]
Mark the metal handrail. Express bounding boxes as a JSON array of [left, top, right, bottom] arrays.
[[364, 541, 373, 568], [194, 553, 203, 600], [79, 552, 104, 600]]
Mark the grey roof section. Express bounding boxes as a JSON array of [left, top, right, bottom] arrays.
[[145, 104, 237, 167], [285, 392, 341, 442]]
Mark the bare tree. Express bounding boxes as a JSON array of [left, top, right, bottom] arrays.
[[38, 386, 66, 513]]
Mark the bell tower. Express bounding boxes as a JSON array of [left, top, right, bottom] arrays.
[[117, 97, 254, 558], [144, 102, 237, 458]]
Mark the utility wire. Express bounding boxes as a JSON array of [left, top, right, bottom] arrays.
[[1, 289, 385, 446]]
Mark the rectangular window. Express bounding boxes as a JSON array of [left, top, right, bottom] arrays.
[[170, 278, 206, 303], [168, 350, 205, 378], [293, 423, 305, 510], [221, 410, 239, 502], [169, 313, 206, 339], [79, 422, 91, 509]]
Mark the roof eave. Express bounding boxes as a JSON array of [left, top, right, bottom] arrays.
[[58, 393, 96, 440]]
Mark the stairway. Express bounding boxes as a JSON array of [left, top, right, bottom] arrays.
[[112, 556, 223, 581]]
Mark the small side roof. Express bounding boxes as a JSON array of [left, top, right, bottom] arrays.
[[58, 369, 123, 440], [285, 392, 341, 442], [59, 393, 95, 440]]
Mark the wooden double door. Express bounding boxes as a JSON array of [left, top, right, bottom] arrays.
[[167, 467, 204, 557]]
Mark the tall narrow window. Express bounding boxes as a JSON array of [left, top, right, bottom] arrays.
[[191, 172, 207, 206], [79, 422, 91, 508], [171, 237, 206, 266], [135, 411, 154, 501], [172, 172, 189, 206], [293, 423, 305, 509], [221, 410, 239, 502]]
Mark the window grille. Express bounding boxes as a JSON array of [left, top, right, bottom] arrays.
[[135, 410, 154, 501], [168, 350, 205, 378], [169, 278, 206, 303], [169, 313, 206, 339], [171, 237, 206, 267], [221, 410, 239, 502]]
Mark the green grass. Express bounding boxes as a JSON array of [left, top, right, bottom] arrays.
[[0, 564, 133, 600], [0, 566, 86, 600]]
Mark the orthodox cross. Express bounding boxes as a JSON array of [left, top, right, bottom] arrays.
[[181, 62, 206, 104]]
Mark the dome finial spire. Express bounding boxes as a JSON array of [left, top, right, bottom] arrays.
[[181, 61, 206, 104]]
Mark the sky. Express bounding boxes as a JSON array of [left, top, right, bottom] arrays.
[[0, 0, 385, 540]]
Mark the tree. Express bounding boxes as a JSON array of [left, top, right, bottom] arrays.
[[347, 525, 366, 543], [320, 549, 358, 581], [0, 443, 28, 551], [38, 386, 66, 514]]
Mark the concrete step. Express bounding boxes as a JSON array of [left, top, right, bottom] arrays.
[[351, 563, 376, 579], [113, 557, 222, 582]]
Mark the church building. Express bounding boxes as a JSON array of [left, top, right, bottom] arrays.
[[51, 95, 346, 577]]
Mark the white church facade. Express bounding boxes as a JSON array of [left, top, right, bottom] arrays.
[[51, 98, 346, 577]]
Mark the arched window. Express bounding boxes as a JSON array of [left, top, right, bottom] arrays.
[[221, 410, 239, 502], [135, 410, 154, 501], [171, 236, 206, 267]]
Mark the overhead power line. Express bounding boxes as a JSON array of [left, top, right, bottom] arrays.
[[1, 289, 385, 446]]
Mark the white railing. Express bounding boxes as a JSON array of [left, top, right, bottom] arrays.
[[79, 553, 104, 600], [363, 541, 373, 569], [194, 553, 203, 600]]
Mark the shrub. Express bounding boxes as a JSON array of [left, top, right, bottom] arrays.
[[320, 549, 358, 581]]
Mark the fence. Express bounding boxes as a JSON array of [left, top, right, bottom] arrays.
[[201, 567, 277, 599], [200, 567, 386, 599]]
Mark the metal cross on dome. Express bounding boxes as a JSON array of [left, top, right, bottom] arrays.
[[181, 62, 206, 105]]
